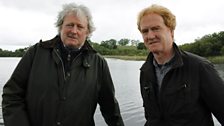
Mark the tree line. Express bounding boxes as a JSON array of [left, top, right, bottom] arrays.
[[179, 31, 224, 56], [0, 47, 29, 57], [0, 31, 224, 57], [0, 38, 147, 57]]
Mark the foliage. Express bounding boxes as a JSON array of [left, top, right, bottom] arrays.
[[137, 42, 146, 50], [130, 39, 141, 46], [207, 56, 224, 64], [1, 31, 224, 58], [221, 46, 224, 55], [0, 47, 28, 57], [118, 38, 129, 46], [180, 31, 224, 57], [100, 39, 117, 49]]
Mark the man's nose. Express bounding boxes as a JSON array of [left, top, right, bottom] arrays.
[[147, 30, 156, 39], [71, 25, 78, 33]]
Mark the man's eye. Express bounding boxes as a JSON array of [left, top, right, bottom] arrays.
[[141, 29, 148, 34], [152, 27, 160, 31], [66, 24, 74, 27], [77, 25, 84, 29]]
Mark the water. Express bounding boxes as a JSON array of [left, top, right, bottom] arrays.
[[0, 57, 223, 126], [94, 58, 145, 126]]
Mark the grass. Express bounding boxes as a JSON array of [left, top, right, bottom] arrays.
[[104, 55, 147, 61], [104, 55, 224, 64], [207, 56, 224, 64], [117, 45, 137, 50]]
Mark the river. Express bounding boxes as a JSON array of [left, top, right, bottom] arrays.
[[0, 57, 223, 126]]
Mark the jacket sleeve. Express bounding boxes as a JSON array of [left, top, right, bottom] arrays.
[[200, 61, 224, 125], [97, 58, 124, 126], [2, 45, 37, 126]]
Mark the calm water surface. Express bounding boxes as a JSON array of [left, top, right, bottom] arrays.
[[0, 57, 223, 126]]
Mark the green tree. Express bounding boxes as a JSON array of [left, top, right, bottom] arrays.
[[118, 38, 129, 46], [130, 39, 141, 46], [137, 42, 146, 50], [180, 31, 224, 57], [100, 39, 117, 49]]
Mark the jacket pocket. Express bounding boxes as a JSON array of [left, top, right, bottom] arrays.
[[141, 82, 153, 102], [165, 83, 189, 99], [164, 83, 191, 115], [141, 82, 159, 119]]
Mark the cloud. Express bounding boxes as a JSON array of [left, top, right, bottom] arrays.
[[0, 0, 224, 50], [172, 0, 224, 43], [0, 5, 56, 46]]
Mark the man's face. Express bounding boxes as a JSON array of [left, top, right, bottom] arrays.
[[60, 13, 89, 48], [139, 13, 174, 54]]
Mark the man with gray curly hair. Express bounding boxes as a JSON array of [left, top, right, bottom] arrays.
[[2, 3, 124, 126]]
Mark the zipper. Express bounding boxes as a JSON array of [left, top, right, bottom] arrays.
[[54, 47, 85, 80], [54, 49, 66, 80], [179, 83, 187, 90]]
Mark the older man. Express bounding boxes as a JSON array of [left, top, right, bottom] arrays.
[[138, 4, 224, 126], [2, 3, 124, 126]]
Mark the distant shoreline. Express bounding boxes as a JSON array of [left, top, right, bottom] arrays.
[[207, 56, 224, 64], [104, 55, 224, 64], [104, 55, 147, 61]]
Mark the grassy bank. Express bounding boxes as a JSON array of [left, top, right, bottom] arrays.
[[207, 56, 224, 64], [104, 55, 224, 64], [104, 55, 147, 61]]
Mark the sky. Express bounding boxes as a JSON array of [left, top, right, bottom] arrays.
[[0, 0, 224, 51]]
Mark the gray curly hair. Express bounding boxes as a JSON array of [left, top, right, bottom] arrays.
[[55, 3, 96, 38]]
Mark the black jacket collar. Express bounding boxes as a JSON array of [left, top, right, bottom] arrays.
[[140, 43, 183, 72]]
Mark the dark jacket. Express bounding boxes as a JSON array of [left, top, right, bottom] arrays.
[[140, 43, 224, 126], [2, 36, 124, 126]]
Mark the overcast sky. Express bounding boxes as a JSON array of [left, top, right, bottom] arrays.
[[0, 0, 224, 50]]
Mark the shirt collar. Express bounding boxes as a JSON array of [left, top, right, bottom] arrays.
[[153, 52, 176, 68]]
